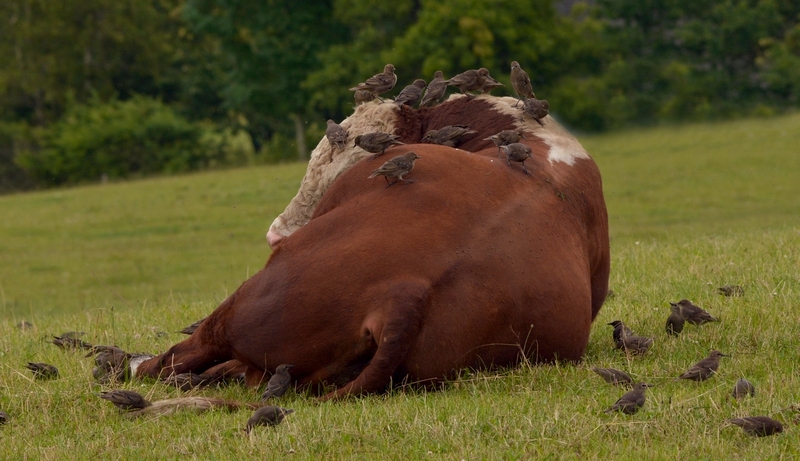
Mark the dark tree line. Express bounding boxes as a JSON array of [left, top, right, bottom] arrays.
[[1, 0, 798, 191]]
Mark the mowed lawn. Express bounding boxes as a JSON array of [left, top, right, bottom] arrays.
[[0, 113, 799, 459]]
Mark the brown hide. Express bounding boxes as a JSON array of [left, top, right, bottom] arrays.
[[135, 97, 610, 399]]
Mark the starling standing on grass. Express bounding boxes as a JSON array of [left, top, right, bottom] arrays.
[[180, 317, 206, 335], [732, 378, 756, 399], [52, 334, 93, 350], [665, 303, 685, 336], [326, 119, 349, 153], [349, 64, 397, 100], [246, 406, 294, 434], [354, 89, 377, 106], [98, 390, 152, 411], [368, 152, 421, 187], [727, 416, 783, 437], [618, 335, 654, 355], [510, 61, 535, 106], [591, 367, 634, 387], [354, 132, 405, 159], [500, 143, 533, 175], [16, 321, 33, 330], [718, 285, 744, 297], [447, 68, 491, 97], [522, 98, 549, 126], [420, 71, 449, 107], [678, 350, 728, 381], [394, 79, 426, 107], [421, 125, 477, 147], [670, 299, 718, 325], [169, 372, 208, 391], [0, 411, 8, 425], [607, 320, 634, 344], [26, 362, 59, 380], [605, 382, 651, 415], [260, 364, 295, 401]]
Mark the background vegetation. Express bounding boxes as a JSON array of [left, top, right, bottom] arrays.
[[0, 112, 798, 458], [1, 0, 799, 190]]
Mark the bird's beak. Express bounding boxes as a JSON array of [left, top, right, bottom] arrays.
[[669, 302, 678, 307]]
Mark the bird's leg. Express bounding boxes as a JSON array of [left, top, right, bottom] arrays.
[[522, 162, 530, 175], [383, 176, 392, 186], [385, 180, 398, 188], [370, 152, 384, 160], [514, 98, 521, 108], [536, 118, 544, 127]]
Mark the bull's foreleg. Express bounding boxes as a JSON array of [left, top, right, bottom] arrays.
[[132, 334, 231, 381], [321, 278, 430, 400]]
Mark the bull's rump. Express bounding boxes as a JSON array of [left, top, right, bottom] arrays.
[[227, 146, 597, 386]]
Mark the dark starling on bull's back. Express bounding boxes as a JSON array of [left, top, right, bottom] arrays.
[[354, 89, 377, 106], [665, 302, 685, 336], [26, 362, 59, 380], [607, 320, 634, 344], [420, 71, 449, 107], [447, 68, 491, 97], [484, 129, 525, 155], [718, 285, 744, 297], [678, 350, 728, 381], [326, 119, 349, 153], [671, 299, 718, 325], [98, 390, 152, 411], [479, 75, 504, 94], [421, 125, 476, 148], [260, 364, 295, 401], [246, 406, 294, 434], [727, 416, 783, 436], [349, 64, 397, 100], [617, 335, 654, 355], [395, 79, 426, 107], [605, 382, 651, 415], [591, 367, 634, 387], [522, 98, 549, 126], [500, 143, 533, 175], [732, 378, 756, 399], [354, 132, 405, 159], [368, 152, 421, 187], [510, 61, 535, 106]]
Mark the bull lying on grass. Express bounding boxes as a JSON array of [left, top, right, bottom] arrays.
[[115, 94, 610, 400]]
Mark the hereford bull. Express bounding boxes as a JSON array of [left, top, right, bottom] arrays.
[[129, 94, 610, 400]]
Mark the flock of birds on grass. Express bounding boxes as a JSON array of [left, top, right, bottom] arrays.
[[7, 283, 793, 437], [325, 62, 549, 186], [593, 285, 793, 437]]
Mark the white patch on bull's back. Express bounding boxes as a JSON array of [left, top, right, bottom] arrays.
[[268, 101, 400, 240], [484, 96, 590, 166]]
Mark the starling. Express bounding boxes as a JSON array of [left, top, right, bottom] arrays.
[[670, 299, 718, 325], [727, 416, 783, 437], [91, 346, 132, 383], [606, 320, 634, 344], [168, 372, 208, 391], [732, 378, 756, 399], [179, 317, 206, 335], [617, 335, 654, 355], [325, 119, 349, 153], [484, 129, 525, 148], [59, 331, 86, 339], [510, 61, 535, 106], [591, 367, 634, 387], [246, 406, 294, 434], [421, 125, 477, 147], [0, 411, 8, 425], [354, 89, 377, 106], [354, 132, 405, 159], [260, 364, 295, 401], [522, 98, 549, 126], [419, 71, 449, 107], [349, 64, 397, 100], [394, 79, 426, 107], [605, 382, 651, 415], [678, 350, 728, 381], [479, 75, 504, 94], [52, 334, 93, 350], [718, 285, 744, 297], [16, 321, 33, 330], [500, 143, 533, 175], [26, 362, 59, 380], [665, 303, 685, 336], [447, 68, 491, 97], [368, 151, 421, 187], [98, 390, 152, 411]]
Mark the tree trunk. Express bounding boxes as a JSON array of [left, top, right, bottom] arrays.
[[292, 114, 307, 161]]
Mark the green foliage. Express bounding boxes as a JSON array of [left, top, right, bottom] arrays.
[[16, 96, 240, 186]]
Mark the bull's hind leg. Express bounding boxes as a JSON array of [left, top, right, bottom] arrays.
[[322, 278, 430, 400]]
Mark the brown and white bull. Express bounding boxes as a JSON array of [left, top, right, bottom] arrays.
[[129, 94, 610, 400]]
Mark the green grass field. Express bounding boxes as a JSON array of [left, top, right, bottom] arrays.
[[1, 113, 799, 459]]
